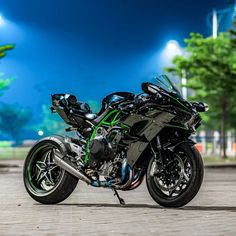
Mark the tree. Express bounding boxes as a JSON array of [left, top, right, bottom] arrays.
[[0, 44, 14, 96], [0, 103, 31, 144], [165, 32, 236, 158]]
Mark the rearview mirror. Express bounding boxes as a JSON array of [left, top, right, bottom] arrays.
[[142, 82, 160, 95]]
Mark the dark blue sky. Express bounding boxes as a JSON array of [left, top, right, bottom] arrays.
[[0, 0, 230, 116]]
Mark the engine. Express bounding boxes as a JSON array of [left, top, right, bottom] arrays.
[[89, 137, 113, 167], [89, 127, 113, 168], [63, 126, 125, 180], [88, 127, 124, 173]]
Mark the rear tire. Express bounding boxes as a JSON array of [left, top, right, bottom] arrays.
[[146, 143, 204, 208], [23, 137, 79, 204]]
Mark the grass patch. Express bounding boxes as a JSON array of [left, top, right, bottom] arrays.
[[0, 141, 12, 148], [0, 147, 30, 160], [203, 156, 236, 164], [1, 146, 236, 164]]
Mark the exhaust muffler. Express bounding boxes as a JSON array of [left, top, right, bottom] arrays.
[[53, 149, 92, 185]]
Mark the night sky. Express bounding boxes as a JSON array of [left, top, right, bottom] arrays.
[[0, 0, 230, 117]]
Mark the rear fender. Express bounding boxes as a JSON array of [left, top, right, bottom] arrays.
[[32, 135, 72, 156]]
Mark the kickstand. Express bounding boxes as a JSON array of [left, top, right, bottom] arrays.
[[112, 188, 126, 205]]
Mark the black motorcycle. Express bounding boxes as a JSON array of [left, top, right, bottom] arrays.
[[23, 75, 207, 207]]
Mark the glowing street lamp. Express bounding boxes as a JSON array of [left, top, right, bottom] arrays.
[[166, 40, 180, 51], [165, 40, 187, 99], [162, 40, 182, 63], [0, 15, 5, 27], [38, 130, 44, 136]]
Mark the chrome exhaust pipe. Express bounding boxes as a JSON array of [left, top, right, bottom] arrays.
[[53, 149, 92, 185], [116, 166, 133, 190]]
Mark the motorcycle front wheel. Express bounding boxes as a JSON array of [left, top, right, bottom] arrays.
[[146, 143, 204, 208]]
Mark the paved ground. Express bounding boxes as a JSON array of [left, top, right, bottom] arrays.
[[0, 160, 236, 236]]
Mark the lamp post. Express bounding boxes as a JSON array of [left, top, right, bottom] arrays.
[[207, 2, 236, 38], [181, 69, 187, 100], [212, 9, 218, 39], [165, 40, 187, 99], [0, 15, 5, 27]]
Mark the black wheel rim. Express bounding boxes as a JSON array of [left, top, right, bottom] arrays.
[[26, 144, 64, 195], [151, 150, 193, 199]]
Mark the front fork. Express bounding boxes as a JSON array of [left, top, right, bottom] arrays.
[[149, 137, 196, 177], [150, 136, 163, 177]]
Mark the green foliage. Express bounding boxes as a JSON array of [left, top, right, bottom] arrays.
[[0, 44, 15, 96], [0, 103, 31, 143], [0, 74, 14, 96], [0, 44, 14, 59], [165, 32, 236, 127], [165, 31, 236, 157]]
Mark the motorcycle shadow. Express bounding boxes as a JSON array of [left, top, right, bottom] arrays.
[[46, 203, 236, 212]]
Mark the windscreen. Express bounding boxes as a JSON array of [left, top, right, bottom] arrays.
[[150, 75, 182, 97]]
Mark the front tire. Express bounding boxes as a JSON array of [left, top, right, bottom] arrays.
[[146, 143, 204, 208], [23, 137, 78, 204]]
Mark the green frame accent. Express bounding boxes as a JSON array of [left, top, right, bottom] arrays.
[[84, 109, 121, 166]]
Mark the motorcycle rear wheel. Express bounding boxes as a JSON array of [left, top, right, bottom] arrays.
[[23, 138, 78, 204], [146, 143, 204, 208]]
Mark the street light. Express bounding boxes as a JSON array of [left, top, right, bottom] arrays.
[[38, 130, 44, 136], [166, 40, 180, 51], [207, 3, 236, 38], [164, 40, 187, 99], [0, 15, 5, 27]]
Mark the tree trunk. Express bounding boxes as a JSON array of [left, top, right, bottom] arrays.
[[234, 128, 236, 157], [221, 107, 227, 159]]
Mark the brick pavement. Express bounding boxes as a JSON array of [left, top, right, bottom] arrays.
[[0, 161, 236, 235]]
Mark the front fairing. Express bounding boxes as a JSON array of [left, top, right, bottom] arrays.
[[148, 75, 201, 131], [165, 90, 193, 112], [165, 92, 201, 132], [150, 75, 192, 112]]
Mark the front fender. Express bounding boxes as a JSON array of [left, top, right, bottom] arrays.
[[165, 139, 196, 152]]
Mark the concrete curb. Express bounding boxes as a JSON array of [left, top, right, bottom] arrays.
[[0, 161, 236, 169], [0, 164, 19, 168], [204, 163, 236, 168]]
